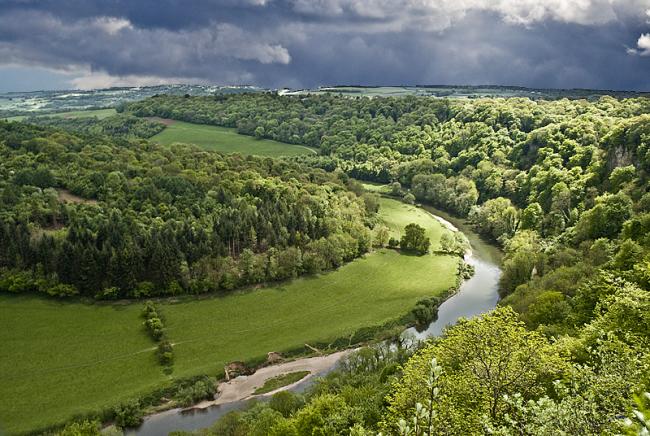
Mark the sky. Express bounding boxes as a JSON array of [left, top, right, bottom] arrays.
[[0, 0, 649, 92]]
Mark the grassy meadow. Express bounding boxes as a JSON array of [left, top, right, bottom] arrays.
[[0, 297, 163, 434], [377, 196, 446, 247], [0, 197, 457, 434], [149, 120, 316, 157]]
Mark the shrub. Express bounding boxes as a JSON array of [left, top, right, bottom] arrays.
[[112, 400, 143, 428], [410, 296, 441, 327], [55, 420, 101, 436], [45, 283, 79, 297], [0, 270, 35, 293], [157, 341, 174, 366], [95, 287, 120, 300], [403, 192, 416, 204], [144, 316, 164, 340], [141, 300, 157, 318], [269, 391, 305, 417], [132, 281, 155, 298], [174, 378, 216, 407]]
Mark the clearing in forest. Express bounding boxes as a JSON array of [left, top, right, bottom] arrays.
[[149, 120, 317, 157]]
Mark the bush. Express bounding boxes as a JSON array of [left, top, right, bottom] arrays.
[[113, 400, 143, 428], [45, 283, 79, 297], [55, 420, 101, 436], [95, 287, 120, 300], [144, 316, 164, 340], [403, 192, 416, 204], [157, 341, 174, 366], [388, 237, 400, 249], [269, 391, 305, 417], [410, 296, 441, 327], [460, 262, 475, 280], [379, 362, 400, 383], [174, 377, 216, 407], [142, 301, 165, 340], [0, 270, 36, 293], [141, 300, 158, 318], [132, 281, 155, 298]]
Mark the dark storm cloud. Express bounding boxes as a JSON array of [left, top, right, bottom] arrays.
[[0, 0, 649, 90]]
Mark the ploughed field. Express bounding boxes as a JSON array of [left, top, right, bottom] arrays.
[[0, 197, 457, 434], [149, 120, 316, 157]]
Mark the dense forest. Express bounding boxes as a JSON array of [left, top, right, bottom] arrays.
[[24, 113, 166, 139], [119, 93, 650, 434], [4, 90, 650, 434], [0, 121, 373, 299]]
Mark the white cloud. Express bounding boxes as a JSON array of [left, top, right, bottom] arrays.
[[92, 17, 133, 35], [67, 68, 257, 90], [627, 33, 650, 56], [637, 33, 650, 55], [289, 0, 650, 31], [69, 72, 199, 89]]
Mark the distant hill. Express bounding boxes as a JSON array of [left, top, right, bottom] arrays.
[[3, 83, 649, 118]]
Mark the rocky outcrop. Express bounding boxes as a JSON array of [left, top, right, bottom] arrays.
[[224, 361, 252, 381]]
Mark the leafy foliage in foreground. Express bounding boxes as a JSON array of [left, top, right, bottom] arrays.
[[201, 303, 648, 435]]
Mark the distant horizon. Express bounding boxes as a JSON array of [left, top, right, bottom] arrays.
[[2, 82, 650, 95]]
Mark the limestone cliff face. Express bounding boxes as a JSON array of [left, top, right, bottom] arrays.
[[603, 114, 650, 172], [607, 144, 634, 171]]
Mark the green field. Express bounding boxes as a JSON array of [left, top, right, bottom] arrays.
[[254, 371, 310, 395], [150, 120, 317, 157], [5, 108, 116, 122], [0, 197, 457, 434], [376, 196, 446, 247], [0, 297, 162, 434]]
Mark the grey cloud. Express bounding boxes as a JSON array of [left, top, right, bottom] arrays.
[[0, 0, 649, 91], [0, 10, 290, 84], [286, 0, 650, 30]]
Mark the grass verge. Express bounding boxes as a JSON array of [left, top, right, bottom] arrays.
[[253, 371, 311, 395]]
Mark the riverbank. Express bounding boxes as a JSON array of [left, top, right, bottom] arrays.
[[127, 198, 503, 435], [198, 350, 353, 407], [127, 350, 355, 435]]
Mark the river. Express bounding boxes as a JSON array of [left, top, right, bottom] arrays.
[[127, 204, 502, 436], [405, 205, 502, 338]]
